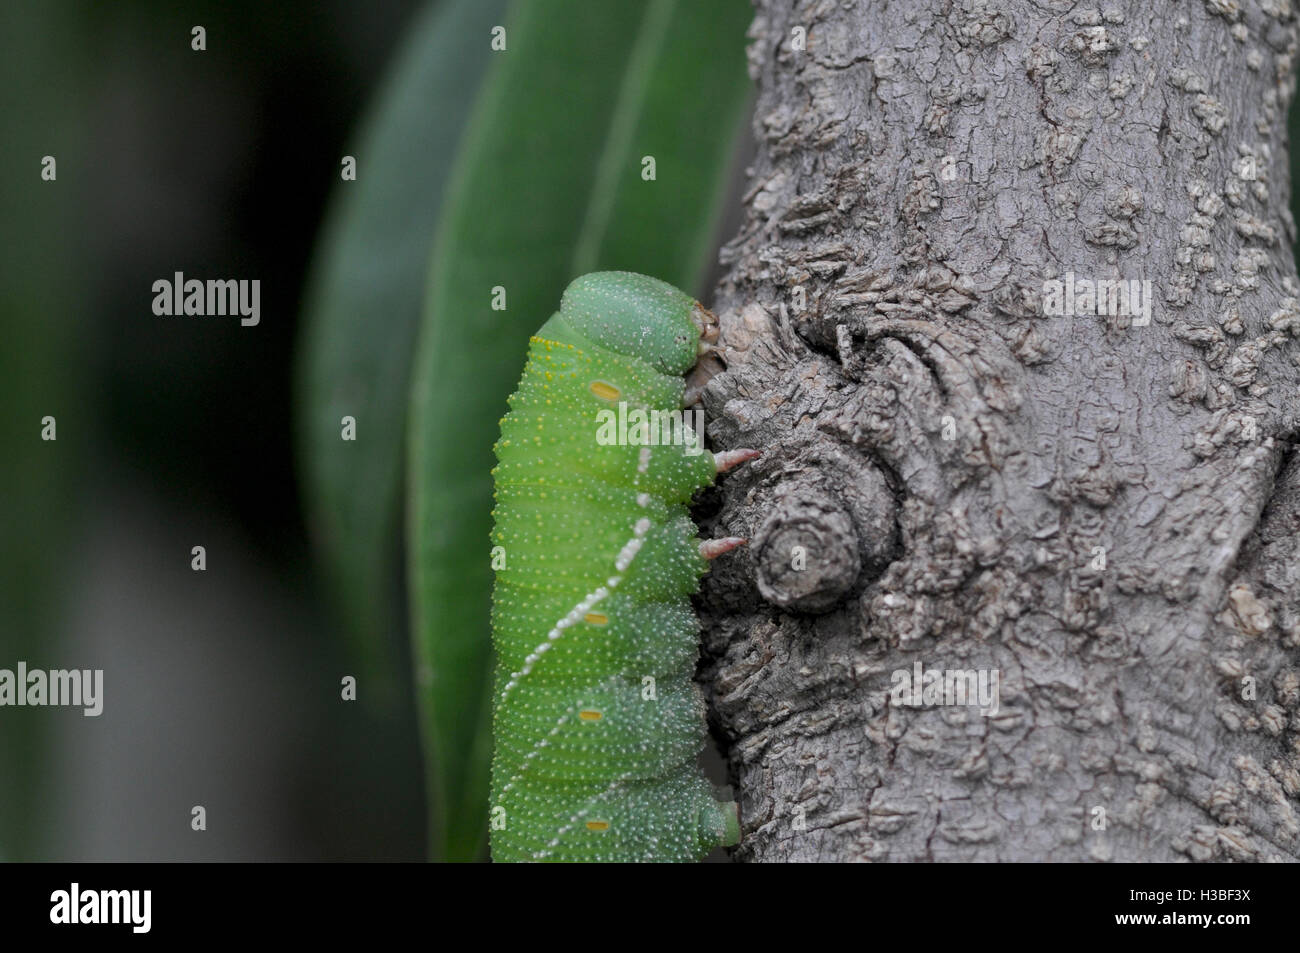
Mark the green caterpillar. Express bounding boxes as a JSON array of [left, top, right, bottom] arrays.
[[489, 271, 755, 862]]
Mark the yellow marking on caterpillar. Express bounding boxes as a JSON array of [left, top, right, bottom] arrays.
[[579, 709, 603, 721], [584, 612, 608, 625], [585, 820, 610, 832], [589, 380, 620, 401]]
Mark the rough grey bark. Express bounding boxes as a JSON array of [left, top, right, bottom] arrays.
[[698, 0, 1300, 861]]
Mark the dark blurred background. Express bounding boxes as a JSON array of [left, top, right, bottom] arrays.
[[2, 0, 428, 860]]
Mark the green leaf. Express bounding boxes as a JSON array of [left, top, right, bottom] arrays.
[[296, 0, 507, 706], [408, 0, 753, 861], [0, 2, 87, 859]]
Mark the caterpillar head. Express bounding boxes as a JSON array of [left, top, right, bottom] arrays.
[[560, 271, 715, 376]]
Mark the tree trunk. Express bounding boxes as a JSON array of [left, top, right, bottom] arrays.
[[700, 0, 1300, 862]]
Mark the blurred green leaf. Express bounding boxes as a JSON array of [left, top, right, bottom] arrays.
[[408, 0, 753, 861], [0, 1, 87, 860], [296, 0, 507, 706]]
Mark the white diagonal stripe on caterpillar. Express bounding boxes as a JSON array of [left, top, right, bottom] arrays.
[[500, 674, 620, 797], [499, 707, 574, 798], [533, 776, 628, 860], [499, 515, 654, 702], [613, 518, 651, 572]]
